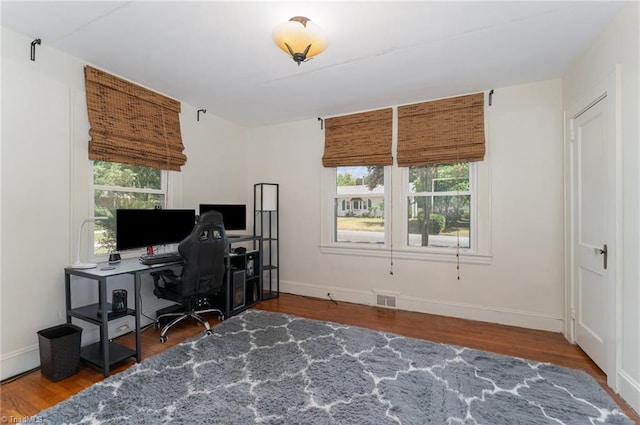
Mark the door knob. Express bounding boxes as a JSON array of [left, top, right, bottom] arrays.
[[595, 244, 608, 270]]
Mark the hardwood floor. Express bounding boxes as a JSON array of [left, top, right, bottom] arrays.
[[2, 293, 638, 423]]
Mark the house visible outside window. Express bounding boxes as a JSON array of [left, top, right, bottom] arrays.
[[92, 161, 167, 255], [334, 166, 385, 244], [406, 162, 472, 249]]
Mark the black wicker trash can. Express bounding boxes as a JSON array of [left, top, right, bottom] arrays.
[[37, 323, 82, 382]]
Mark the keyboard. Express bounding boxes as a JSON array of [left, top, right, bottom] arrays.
[[139, 252, 183, 265]]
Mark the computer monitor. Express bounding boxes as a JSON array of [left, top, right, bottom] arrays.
[[116, 209, 196, 252], [199, 204, 246, 231]]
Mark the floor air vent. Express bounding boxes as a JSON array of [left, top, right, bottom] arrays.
[[376, 294, 397, 309]]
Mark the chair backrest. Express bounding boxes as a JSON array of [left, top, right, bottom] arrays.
[[177, 210, 228, 298]]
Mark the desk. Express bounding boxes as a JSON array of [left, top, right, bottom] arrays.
[[64, 235, 262, 377], [65, 259, 181, 377]]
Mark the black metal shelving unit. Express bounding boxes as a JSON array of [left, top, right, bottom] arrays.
[[69, 303, 137, 369], [254, 183, 279, 299]]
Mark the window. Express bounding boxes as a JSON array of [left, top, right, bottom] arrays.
[[321, 94, 489, 261], [334, 166, 385, 244], [322, 160, 487, 260], [406, 163, 472, 249], [92, 161, 167, 255]]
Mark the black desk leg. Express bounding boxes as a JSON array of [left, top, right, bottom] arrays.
[[65, 273, 72, 323], [134, 273, 142, 362], [98, 277, 109, 377], [225, 257, 231, 319]]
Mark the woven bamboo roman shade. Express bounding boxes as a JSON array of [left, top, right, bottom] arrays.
[[322, 108, 393, 167], [84, 66, 186, 171], [397, 92, 485, 166]]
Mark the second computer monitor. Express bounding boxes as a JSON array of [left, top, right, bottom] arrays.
[[199, 204, 246, 232]]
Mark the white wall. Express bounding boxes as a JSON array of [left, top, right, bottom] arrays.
[[563, 1, 640, 413], [180, 105, 249, 210], [1, 27, 78, 380], [0, 27, 249, 380], [247, 78, 565, 332]]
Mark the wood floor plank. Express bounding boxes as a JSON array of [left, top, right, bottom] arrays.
[[1, 293, 638, 423]]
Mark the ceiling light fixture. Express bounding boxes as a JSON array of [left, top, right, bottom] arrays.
[[272, 16, 328, 65]]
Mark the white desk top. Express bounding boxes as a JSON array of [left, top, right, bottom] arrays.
[[65, 257, 181, 278]]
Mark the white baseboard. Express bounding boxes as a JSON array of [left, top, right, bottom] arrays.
[[0, 344, 40, 381], [280, 279, 564, 333], [0, 299, 175, 381], [618, 370, 640, 416]]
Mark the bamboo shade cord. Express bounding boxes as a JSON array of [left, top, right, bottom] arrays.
[[322, 108, 393, 167], [456, 183, 461, 280], [397, 93, 485, 167], [84, 66, 186, 171]]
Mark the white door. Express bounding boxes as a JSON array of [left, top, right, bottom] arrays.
[[572, 95, 612, 374]]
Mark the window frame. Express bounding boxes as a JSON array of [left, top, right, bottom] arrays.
[[89, 161, 171, 260], [401, 162, 477, 253], [322, 165, 391, 253], [321, 161, 491, 264]]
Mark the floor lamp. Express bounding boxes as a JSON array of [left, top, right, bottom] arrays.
[[71, 217, 107, 269]]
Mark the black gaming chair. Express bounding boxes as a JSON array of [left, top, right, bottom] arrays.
[[151, 210, 227, 343]]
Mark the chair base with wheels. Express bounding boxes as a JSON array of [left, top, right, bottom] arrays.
[[150, 210, 229, 343], [152, 270, 225, 343]]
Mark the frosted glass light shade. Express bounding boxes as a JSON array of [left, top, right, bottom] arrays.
[[272, 16, 328, 64]]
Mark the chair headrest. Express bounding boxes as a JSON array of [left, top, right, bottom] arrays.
[[198, 210, 224, 226]]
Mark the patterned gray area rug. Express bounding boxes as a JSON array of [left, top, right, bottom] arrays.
[[33, 310, 632, 424]]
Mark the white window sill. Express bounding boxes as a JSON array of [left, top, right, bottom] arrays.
[[319, 244, 492, 265]]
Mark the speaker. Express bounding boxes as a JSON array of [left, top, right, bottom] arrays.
[[246, 256, 254, 277], [232, 270, 245, 310], [112, 289, 127, 313]]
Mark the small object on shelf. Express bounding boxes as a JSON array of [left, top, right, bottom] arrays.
[[95, 302, 130, 320], [247, 258, 254, 277], [254, 183, 279, 299], [112, 289, 127, 313]]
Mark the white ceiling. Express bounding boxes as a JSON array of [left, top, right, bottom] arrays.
[[1, 1, 625, 128]]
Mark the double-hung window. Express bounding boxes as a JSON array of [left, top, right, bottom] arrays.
[[406, 162, 473, 249], [323, 93, 488, 260], [322, 107, 393, 248], [334, 166, 386, 244], [81, 67, 186, 259], [91, 161, 167, 256]]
